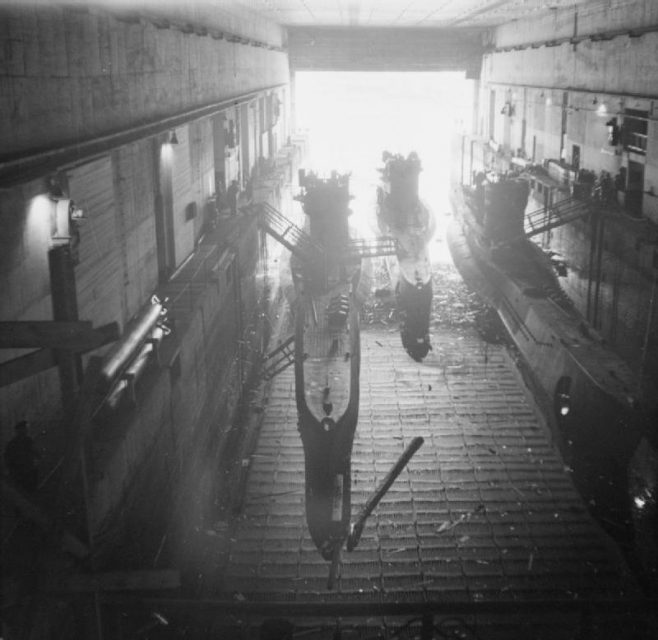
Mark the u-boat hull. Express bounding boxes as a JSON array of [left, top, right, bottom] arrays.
[[447, 177, 647, 542], [376, 151, 434, 361], [291, 171, 362, 559]]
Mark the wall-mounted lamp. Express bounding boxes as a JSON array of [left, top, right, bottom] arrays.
[[596, 102, 608, 116], [169, 130, 179, 145], [51, 198, 85, 240], [556, 392, 571, 417], [554, 377, 572, 419]]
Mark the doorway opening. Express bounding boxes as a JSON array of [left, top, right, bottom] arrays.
[[294, 71, 474, 263]]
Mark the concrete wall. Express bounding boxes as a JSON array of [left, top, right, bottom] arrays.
[[480, 2, 658, 223], [471, 0, 658, 395], [0, 4, 293, 556], [495, 0, 658, 50], [0, 181, 61, 427], [112, 141, 159, 319], [90, 241, 244, 531], [0, 2, 288, 159]]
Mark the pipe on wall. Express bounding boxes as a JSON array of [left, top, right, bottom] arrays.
[[100, 303, 164, 387]]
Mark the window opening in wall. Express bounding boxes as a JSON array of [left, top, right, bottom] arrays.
[[606, 118, 620, 146], [572, 144, 580, 171], [489, 89, 496, 142], [155, 138, 177, 282], [626, 160, 645, 217], [560, 92, 568, 160], [185, 202, 197, 221], [623, 109, 648, 154], [240, 103, 251, 189]]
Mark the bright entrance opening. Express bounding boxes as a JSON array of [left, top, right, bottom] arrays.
[[294, 71, 474, 262]]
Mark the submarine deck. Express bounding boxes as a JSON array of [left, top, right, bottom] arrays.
[[217, 320, 651, 638]]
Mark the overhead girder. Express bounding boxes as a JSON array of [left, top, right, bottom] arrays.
[[288, 27, 485, 76]]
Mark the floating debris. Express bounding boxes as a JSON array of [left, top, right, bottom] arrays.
[[435, 503, 486, 534]]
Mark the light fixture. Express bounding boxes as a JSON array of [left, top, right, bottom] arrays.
[[52, 198, 84, 238], [554, 377, 572, 419], [556, 391, 570, 416], [169, 130, 179, 145]]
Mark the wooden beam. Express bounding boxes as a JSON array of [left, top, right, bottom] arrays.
[[0, 323, 120, 388], [0, 348, 56, 388], [42, 569, 181, 594], [0, 321, 119, 351], [54, 356, 106, 534]]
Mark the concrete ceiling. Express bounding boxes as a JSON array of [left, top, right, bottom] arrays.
[[236, 0, 604, 28]]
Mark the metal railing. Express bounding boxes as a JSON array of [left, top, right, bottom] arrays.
[[345, 236, 398, 260], [256, 201, 325, 264], [160, 245, 234, 315], [524, 196, 593, 239]]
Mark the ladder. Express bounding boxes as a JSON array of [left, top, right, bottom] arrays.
[[255, 202, 325, 265], [524, 197, 593, 239]]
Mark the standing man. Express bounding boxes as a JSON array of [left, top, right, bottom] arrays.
[[4, 421, 41, 493], [226, 179, 240, 217]]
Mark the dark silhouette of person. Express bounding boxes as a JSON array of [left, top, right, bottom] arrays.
[[226, 179, 239, 217], [4, 421, 40, 493]]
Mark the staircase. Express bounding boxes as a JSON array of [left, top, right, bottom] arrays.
[[255, 202, 325, 264], [256, 202, 397, 264], [344, 237, 397, 261], [524, 197, 593, 239], [261, 334, 296, 380]]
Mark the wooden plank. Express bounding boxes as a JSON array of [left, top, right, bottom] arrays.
[[0, 321, 119, 351], [0, 322, 119, 387], [0, 349, 56, 388], [53, 356, 105, 544], [42, 569, 181, 594]]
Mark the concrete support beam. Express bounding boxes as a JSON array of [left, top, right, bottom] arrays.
[[288, 27, 484, 75], [0, 5, 289, 168]]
